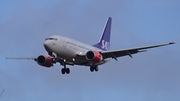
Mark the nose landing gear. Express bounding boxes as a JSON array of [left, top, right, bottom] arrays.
[[47, 53, 71, 74], [61, 65, 70, 74], [61, 59, 70, 74], [48, 52, 56, 58]]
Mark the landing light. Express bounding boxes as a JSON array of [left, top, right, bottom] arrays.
[[72, 58, 75, 61]]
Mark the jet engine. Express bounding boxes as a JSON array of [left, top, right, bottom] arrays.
[[86, 51, 102, 62], [36, 55, 53, 67]]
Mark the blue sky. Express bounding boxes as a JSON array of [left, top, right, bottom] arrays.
[[0, 0, 180, 101]]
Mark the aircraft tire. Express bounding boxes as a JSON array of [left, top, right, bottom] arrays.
[[95, 66, 98, 72], [90, 66, 94, 72], [66, 68, 70, 74], [61, 68, 65, 74]]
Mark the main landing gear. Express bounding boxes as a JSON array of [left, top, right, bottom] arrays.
[[61, 65, 70, 74], [90, 65, 99, 72]]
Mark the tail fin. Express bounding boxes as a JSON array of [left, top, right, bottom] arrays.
[[93, 17, 112, 51]]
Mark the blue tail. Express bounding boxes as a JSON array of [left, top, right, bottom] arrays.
[[93, 17, 112, 51]]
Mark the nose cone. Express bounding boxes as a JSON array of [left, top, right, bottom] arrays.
[[44, 41, 51, 52]]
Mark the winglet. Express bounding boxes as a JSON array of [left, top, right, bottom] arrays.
[[169, 42, 175, 44], [0, 89, 5, 97]]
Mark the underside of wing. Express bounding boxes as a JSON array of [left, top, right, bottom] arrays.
[[75, 53, 89, 66], [6, 55, 53, 67], [6, 57, 36, 60], [101, 42, 175, 60]]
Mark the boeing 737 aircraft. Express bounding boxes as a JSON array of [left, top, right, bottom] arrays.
[[6, 17, 174, 74]]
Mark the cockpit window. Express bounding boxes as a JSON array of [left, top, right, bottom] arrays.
[[45, 38, 58, 41]]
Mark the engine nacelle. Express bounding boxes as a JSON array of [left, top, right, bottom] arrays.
[[86, 51, 102, 63], [36, 55, 53, 67]]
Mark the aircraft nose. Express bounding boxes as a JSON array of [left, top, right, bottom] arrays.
[[44, 41, 51, 52]]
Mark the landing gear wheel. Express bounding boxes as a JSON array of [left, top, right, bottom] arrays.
[[95, 66, 99, 72], [61, 68, 65, 74], [90, 66, 94, 72], [66, 68, 70, 74]]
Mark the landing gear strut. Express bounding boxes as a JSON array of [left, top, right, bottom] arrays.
[[48, 52, 56, 58], [90, 65, 98, 72], [48, 52, 56, 63]]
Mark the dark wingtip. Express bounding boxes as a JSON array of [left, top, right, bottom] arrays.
[[169, 42, 175, 44]]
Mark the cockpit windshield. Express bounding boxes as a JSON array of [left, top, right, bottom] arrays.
[[45, 38, 58, 41]]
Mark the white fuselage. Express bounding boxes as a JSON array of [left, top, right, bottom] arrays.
[[44, 35, 109, 66]]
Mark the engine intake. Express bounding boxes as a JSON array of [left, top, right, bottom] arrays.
[[36, 55, 53, 67], [86, 51, 102, 62]]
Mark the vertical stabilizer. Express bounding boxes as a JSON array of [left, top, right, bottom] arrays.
[[93, 17, 112, 51]]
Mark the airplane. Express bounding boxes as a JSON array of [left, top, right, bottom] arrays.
[[6, 17, 175, 74]]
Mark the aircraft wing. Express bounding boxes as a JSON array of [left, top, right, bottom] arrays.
[[6, 57, 36, 60], [100, 42, 175, 60]]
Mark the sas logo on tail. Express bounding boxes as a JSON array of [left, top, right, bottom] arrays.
[[101, 40, 110, 50]]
